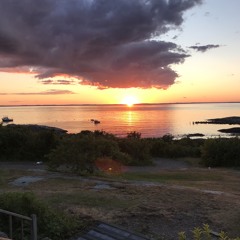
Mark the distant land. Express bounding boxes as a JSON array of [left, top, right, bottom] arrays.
[[194, 116, 240, 125], [1, 101, 240, 107]]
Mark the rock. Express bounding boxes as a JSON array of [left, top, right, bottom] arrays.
[[208, 116, 240, 124], [186, 133, 205, 137], [6, 124, 67, 134], [218, 127, 240, 134], [195, 116, 240, 125]]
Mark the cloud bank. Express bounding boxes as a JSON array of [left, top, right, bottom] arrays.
[[0, 0, 202, 89], [189, 44, 220, 52], [40, 79, 76, 85]]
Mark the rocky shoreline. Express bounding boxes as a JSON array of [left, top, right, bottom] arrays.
[[218, 127, 240, 134], [194, 116, 240, 135], [194, 116, 240, 125], [5, 124, 68, 134]]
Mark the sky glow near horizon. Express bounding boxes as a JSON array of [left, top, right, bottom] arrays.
[[0, 0, 240, 105]]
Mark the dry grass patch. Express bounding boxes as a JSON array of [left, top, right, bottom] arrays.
[[1, 164, 240, 239]]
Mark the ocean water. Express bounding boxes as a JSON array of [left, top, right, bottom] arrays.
[[1, 103, 240, 138]]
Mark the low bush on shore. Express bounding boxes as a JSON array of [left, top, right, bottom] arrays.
[[0, 125, 240, 173], [201, 138, 240, 167], [0, 124, 59, 161], [0, 192, 89, 240]]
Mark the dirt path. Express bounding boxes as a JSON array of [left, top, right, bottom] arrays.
[[1, 158, 191, 188], [0, 158, 190, 171]]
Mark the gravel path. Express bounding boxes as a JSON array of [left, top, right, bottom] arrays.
[[1, 158, 190, 187], [0, 158, 189, 172]]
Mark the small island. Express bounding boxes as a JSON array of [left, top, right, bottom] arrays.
[[186, 133, 205, 137], [194, 116, 240, 125], [218, 127, 240, 134]]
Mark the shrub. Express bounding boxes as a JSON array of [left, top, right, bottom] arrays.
[[0, 192, 85, 240], [127, 131, 141, 139], [0, 125, 60, 161], [201, 138, 240, 167], [47, 133, 130, 174], [118, 138, 152, 165], [149, 137, 202, 158], [178, 224, 240, 240], [47, 134, 98, 174]]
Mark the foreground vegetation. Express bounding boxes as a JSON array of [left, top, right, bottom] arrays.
[[0, 125, 240, 174], [0, 192, 90, 240], [0, 178, 240, 240]]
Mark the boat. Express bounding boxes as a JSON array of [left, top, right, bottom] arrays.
[[94, 120, 100, 124], [90, 119, 100, 124], [2, 116, 13, 122]]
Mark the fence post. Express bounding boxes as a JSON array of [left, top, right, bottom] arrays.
[[9, 215, 13, 239], [31, 214, 37, 240]]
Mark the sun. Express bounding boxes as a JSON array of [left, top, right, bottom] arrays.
[[121, 96, 139, 107]]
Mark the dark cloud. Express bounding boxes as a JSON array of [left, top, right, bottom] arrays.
[[40, 79, 76, 85], [0, 0, 202, 89], [0, 90, 75, 95], [189, 44, 220, 52]]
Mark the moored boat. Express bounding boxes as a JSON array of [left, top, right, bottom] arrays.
[[90, 119, 100, 124], [94, 120, 100, 124], [2, 116, 13, 122]]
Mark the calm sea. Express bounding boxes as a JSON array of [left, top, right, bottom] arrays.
[[1, 103, 240, 138]]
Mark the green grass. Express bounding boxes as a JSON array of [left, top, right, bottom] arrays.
[[45, 191, 136, 210], [0, 170, 5, 187], [109, 171, 224, 183], [0, 169, 17, 188]]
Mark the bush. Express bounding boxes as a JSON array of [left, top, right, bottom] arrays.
[[0, 192, 85, 240], [47, 133, 130, 174], [118, 138, 152, 165], [178, 224, 240, 240], [47, 134, 98, 174], [201, 138, 240, 167], [149, 137, 202, 158], [0, 125, 60, 161]]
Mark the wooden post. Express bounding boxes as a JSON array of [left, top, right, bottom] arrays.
[[31, 214, 37, 240], [8, 215, 12, 239], [21, 219, 24, 240]]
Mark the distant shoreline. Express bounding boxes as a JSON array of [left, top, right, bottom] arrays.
[[3, 123, 239, 139], [1, 101, 240, 107]]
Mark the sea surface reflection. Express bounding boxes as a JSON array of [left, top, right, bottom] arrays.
[[1, 103, 240, 138]]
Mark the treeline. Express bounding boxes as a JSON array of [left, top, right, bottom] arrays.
[[0, 125, 240, 173]]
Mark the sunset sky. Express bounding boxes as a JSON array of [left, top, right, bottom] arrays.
[[0, 0, 240, 105]]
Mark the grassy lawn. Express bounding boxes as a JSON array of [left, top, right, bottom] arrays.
[[1, 165, 240, 239], [112, 170, 224, 182]]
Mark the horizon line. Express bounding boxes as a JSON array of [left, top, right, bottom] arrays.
[[1, 101, 240, 107]]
